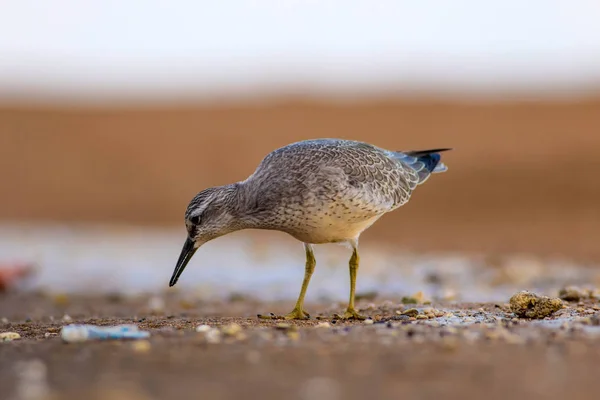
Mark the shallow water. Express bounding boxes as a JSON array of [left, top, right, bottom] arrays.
[[1, 224, 598, 303]]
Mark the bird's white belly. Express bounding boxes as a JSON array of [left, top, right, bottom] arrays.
[[291, 211, 384, 244]]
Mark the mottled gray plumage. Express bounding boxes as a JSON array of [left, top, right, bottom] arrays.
[[171, 138, 450, 319], [183, 139, 447, 244]]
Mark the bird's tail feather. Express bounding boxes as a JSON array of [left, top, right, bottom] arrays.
[[394, 148, 451, 184]]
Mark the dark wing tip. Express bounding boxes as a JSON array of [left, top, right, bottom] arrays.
[[403, 148, 453, 157]]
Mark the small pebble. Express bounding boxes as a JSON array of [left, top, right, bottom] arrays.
[[509, 291, 563, 319], [315, 322, 331, 328], [131, 340, 151, 353], [195, 324, 212, 333], [221, 323, 243, 336], [195, 324, 222, 344], [0, 332, 21, 341], [204, 329, 221, 344], [401, 308, 419, 318], [44, 332, 57, 338], [558, 286, 585, 302], [221, 323, 245, 340], [412, 291, 426, 303], [363, 319, 374, 325]]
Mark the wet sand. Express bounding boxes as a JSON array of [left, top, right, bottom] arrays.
[[1, 294, 600, 400]]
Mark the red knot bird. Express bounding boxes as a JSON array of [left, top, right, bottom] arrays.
[[169, 139, 450, 320]]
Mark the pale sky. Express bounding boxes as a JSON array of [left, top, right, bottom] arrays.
[[1, 0, 600, 102]]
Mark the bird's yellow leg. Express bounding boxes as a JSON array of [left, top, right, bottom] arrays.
[[283, 243, 315, 319], [258, 244, 315, 320], [338, 247, 366, 320]]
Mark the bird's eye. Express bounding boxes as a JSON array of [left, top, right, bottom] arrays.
[[189, 215, 201, 225]]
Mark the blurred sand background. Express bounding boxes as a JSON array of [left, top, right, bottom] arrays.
[[2, 97, 599, 262]]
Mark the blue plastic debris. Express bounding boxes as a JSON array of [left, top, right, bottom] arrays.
[[61, 324, 150, 343]]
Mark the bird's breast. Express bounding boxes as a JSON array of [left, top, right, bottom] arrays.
[[276, 201, 385, 244]]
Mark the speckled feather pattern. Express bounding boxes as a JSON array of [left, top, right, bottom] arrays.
[[185, 139, 448, 245]]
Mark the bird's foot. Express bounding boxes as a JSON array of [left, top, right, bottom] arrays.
[[334, 307, 366, 321], [257, 308, 310, 320]]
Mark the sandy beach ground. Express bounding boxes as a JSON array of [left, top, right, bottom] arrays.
[[1, 98, 600, 399], [2, 293, 600, 400]]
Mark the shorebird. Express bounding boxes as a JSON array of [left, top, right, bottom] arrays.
[[169, 139, 450, 320]]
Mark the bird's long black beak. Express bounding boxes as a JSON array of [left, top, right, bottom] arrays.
[[169, 237, 198, 287]]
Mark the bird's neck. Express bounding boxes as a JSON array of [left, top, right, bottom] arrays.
[[217, 182, 262, 231], [224, 181, 271, 231]]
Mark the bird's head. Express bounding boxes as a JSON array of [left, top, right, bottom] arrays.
[[169, 185, 239, 287]]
